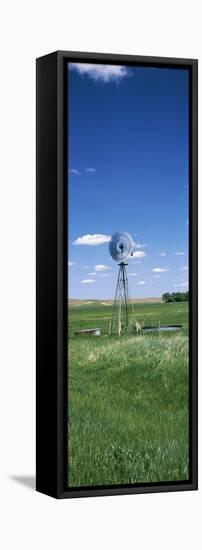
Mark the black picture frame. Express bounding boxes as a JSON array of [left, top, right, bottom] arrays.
[[36, 51, 198, 499]]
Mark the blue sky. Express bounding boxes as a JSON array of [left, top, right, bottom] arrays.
[[67, 62, 189, 299]]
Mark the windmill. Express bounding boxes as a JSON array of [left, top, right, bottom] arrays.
[[109, 231, 138, 336]]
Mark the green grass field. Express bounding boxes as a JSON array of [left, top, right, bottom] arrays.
[[68, 300, 189, 487]]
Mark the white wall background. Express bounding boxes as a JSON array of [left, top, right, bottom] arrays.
[[0, 1, 200, 548]]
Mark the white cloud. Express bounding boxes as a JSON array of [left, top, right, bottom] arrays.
[[94, 264, 111, 272], [88, 272, 96, 275], [135, 243, 147, 248], [68, 261, 75, 266], [152, 267, 170, 273], [154, 275, 160, 278], [173, 282, 188, 288], [86, 168, 96, 173], [181, 265, 188, 271], [175, 252, 185, 256], [128, 273, 137, 277], [81, 279, 95, 284], [69, 63, 130, 83], [69, 169, 80, 175], [73, 234, 111, 246], [160, 252, 167, 257], [138, 281, 146, 285], [130, 251, 146, 259]]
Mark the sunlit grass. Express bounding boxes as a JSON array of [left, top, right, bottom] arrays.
[[68, 302, 189, 487]]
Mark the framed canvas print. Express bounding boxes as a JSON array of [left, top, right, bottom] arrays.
[[36, 51, 198, 498]]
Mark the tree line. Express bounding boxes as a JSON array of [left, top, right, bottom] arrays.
[[162, 291, 189, 303]]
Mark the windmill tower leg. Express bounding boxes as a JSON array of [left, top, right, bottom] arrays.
[[111, 264, 122, 335], [122, 263, 129, 329], [110, 262, 135, 336]]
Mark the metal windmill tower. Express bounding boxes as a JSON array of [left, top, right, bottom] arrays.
[[109, 232, 137, 336]]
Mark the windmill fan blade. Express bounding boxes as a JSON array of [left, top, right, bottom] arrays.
[[109, 231, 134, 262]]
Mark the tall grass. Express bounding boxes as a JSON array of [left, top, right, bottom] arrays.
[[68, 319, 189, 487]]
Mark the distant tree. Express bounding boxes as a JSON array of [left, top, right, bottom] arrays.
[[162, 292, 171, 303], [162, 291, 189, 303]]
